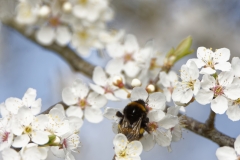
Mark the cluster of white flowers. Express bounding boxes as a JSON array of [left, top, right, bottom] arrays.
[[0, 88, 82, 160], [172, 47, 240, 121], [104, 86, 181, 153], [13, 0, 122, 57]]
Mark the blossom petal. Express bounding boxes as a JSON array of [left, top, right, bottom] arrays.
[[12, 134, 30, 148], [93, 67, 107, 86], [147, 110, 165, 122], [155, 130, 172, 147], [89, 83, 105, 95], [5, 97, 23, 114], [22, 88, 36, 107], [2, 148, 21, 160], [103, 107, 119, 121], [234, 135, 240, 155], [31, 131, 49, 145], [200, 67, 216, 74], [35, 26, 55, 45], [224, 84, 240, 100], [140, 134, 155, 151], [105, 59, 124, 75], [84, 107, 103, 123], [131, 87, 148, 102], [148, 92, 166, 110], [188, 58, 205, 68], [113, 133, 128, 151], [17, 107, 33, 126], [216, 146, 237, 160], [124, 34, 139, 53], [126, 141, 143, 156], [213, 48, 230, 63], [66, 106, 83, 119], [201, 74, 216, 90], [55, 26, 71, 46], [231, 57, 240, 77], [73, 79, 89, 99], [87, 92, 107, 108], [214, 62, 231, 72], [172, 87, 193, 104], [218, 71, 234, 87], [51, 147, 65, 158], [31, 98, 41, 115], [62, 87, 78, 105], [172, 124, 182, 142], [211, 96, 228, 114], [226, 105, 240, 121], [105, 93, 119, 101], [123, 61, 140, 78], [195, 89, 213, 105], [158, 115, 178, 129]]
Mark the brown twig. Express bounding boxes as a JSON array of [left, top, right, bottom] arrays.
[[181, 114, 234, 147], [4, 21, 236, 147], [3, 20, 95, 78]]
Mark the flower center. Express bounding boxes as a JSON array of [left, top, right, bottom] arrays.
[[78, 99, 87, 109], [234, 98, 240, 105], [212, 85, 224, 97], [79, 0, 88, 5], [104, 85, 114, 94], [123, 53, 133, 63], [78, 31, 88, 40], [119, 150, 127, 157], [24, 126, 32, 134], [63, 139, 68, 148], [206, 60, 214, 68], [185, 80, 195, 90], [49, 17, 60, 27], [1, 132, 9, 142], [148, 122, 158, 132]]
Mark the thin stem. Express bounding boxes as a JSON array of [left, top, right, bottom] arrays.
[[4, 21, 236, 147], [205, 110, 216, 129]]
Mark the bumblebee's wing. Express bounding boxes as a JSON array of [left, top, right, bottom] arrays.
[[118, 116, 143, 141]]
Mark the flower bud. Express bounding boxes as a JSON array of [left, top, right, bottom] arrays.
[[63, 2, 72, 12], [113, 76, 124, 88], [146, 84, 155, 93], [131, 78, 141, 87], [39, 5, 50, 17], [166, 36, 193, 65]]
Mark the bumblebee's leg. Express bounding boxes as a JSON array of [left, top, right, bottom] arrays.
[[116, 111, 124, 118], [142, 117, 151, 133]]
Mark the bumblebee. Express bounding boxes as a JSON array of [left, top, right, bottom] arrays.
[[116, 99, 150, 141]]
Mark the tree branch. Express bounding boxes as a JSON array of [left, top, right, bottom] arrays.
[[3, 21, 235, 148], [3, 20, 95, 78], [181, 114, 234, 147]]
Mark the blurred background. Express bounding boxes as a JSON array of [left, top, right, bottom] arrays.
[[1, 0, 240, 159]]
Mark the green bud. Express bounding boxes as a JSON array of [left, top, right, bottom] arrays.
[[47, 135, 56, 145], [166, 36, 194, 65]]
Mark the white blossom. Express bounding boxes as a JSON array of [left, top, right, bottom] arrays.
[[0, 118, 13, 151], [190, 47, 231, 74], [5, 88, 41, 115], [160, 71, 178, 102], [106, 34, 141, 77], [113, 133, 143, 160], [195, 72, 240, 114], [62, 79, 107, 123], [11, 107, 49, 148], [172, 61, 200, 104], [15, 0, 38, 25], [90, 67, 127, 101]]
